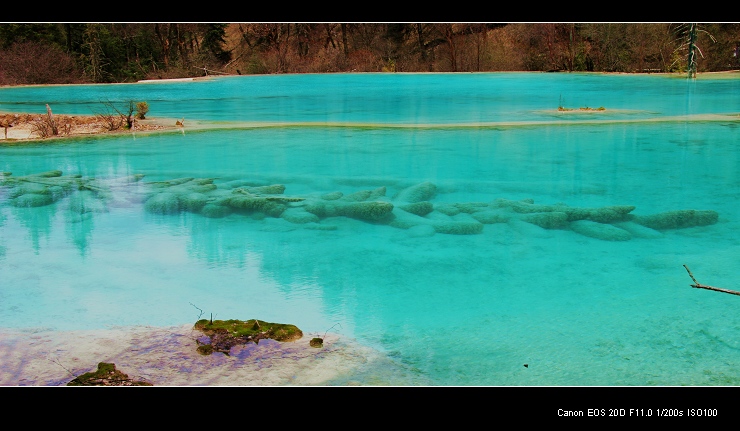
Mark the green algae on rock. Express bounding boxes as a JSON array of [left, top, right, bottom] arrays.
[[67, 362, 153, 386], [193, 318, 303, 356], [309, 337, 324, 348]]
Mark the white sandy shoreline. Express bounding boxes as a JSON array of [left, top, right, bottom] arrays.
[[0, 324, 423, 386]]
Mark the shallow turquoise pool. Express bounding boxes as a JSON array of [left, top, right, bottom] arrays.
[[1, 72, 739, 385]]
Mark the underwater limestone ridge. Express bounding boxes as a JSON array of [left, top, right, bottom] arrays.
[[0, 172, 722, 240], [0, 170, 134, 209]]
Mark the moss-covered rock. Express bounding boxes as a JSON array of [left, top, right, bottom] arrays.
[[613, 221, 663, 239], [144, 192, 181, 214], [281, 207, 321, 224], [520, 211, 569, 229], [339, 189, 372, 202], [244, 184, 286, 195], [631, 209, 719, 230], [394, 181, 437, 203], [304, 200, 334, 218], [67, 362, 152, 386], [491, 198, 537, 210], [434, 204, 460, 216], [227, 194, 287, 217], [334, 201, 395, 222], [583, 205, 636, 223], [309, 337, 324, 348], [387, 207, 429, 229], [302, 222, 338, 231], [320, 191, 343, 200], [146, 177, 194, 188], [471, 210, 511, 224], [9, 193, 55, 207], [432, 220, 484, 235], [509, 202, 558, 214], [200, 203, 233, 218], [178, 192, 210, 212], [170, 183, 218, 195], [8, 182, 52, 197], [398, 201, 434, 216], [193, 318, 304, 356], [453, 202, 490, 214], [29, 170, 63, 178]]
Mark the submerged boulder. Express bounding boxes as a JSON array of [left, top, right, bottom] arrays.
[[520, 211, 569, 229], [334, 201, 394, 222], [432, 220, 484, 235], [613, 221, 663, 239], [570, 220, 632, 241], [582, 205, 636, 223], [340, 186, 386, 202], [281, 207, 321, 224], [9, 193, 54, 207], [178, 192, 210, 212], [200, 203, 233, 218], [144, 192, 181, 214], [394, 181, 437, 203], [471, 210, 511, 224], [398, 201, 434, 216], [320, 191, 343, 200], [631, 209, 719, 230]]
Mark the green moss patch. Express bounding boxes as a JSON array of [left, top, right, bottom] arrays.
[[193, 318, 303, 355]]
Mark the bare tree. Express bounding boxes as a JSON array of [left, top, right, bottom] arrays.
[[671, 23, 716, 78]]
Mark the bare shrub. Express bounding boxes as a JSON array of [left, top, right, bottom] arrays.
[[94, 100, 136, 131], [95, 110, 124, 131], [312, 48, 346, 73], [0, 41, 83, 86], [346, 49, 379, 72], [30, 104, 66, 138]]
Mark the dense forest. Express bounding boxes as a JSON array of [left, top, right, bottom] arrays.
[[1, 23, 739, 86]]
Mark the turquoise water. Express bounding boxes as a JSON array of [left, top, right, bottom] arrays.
[[1, 72, 739, 386]]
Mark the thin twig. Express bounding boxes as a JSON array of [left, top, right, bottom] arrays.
[[47, 357, 78, 379], [189, 302, 204, 320], [683, 264, 740, 296]]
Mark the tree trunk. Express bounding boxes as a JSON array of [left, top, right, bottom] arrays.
[[341, 24, 349, 58], [687, 23, 698, 78], [154, 23, 170, 68]]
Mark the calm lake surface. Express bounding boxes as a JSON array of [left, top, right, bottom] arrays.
[[1, 72, 739, 386]]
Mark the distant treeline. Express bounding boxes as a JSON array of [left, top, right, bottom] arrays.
[[1, 23, 739, 85]]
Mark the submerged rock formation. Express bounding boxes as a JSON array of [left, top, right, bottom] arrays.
[[0, 171, 721, 240]]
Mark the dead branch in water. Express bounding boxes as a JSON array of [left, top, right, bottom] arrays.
[[683, 264, 740, 296]]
